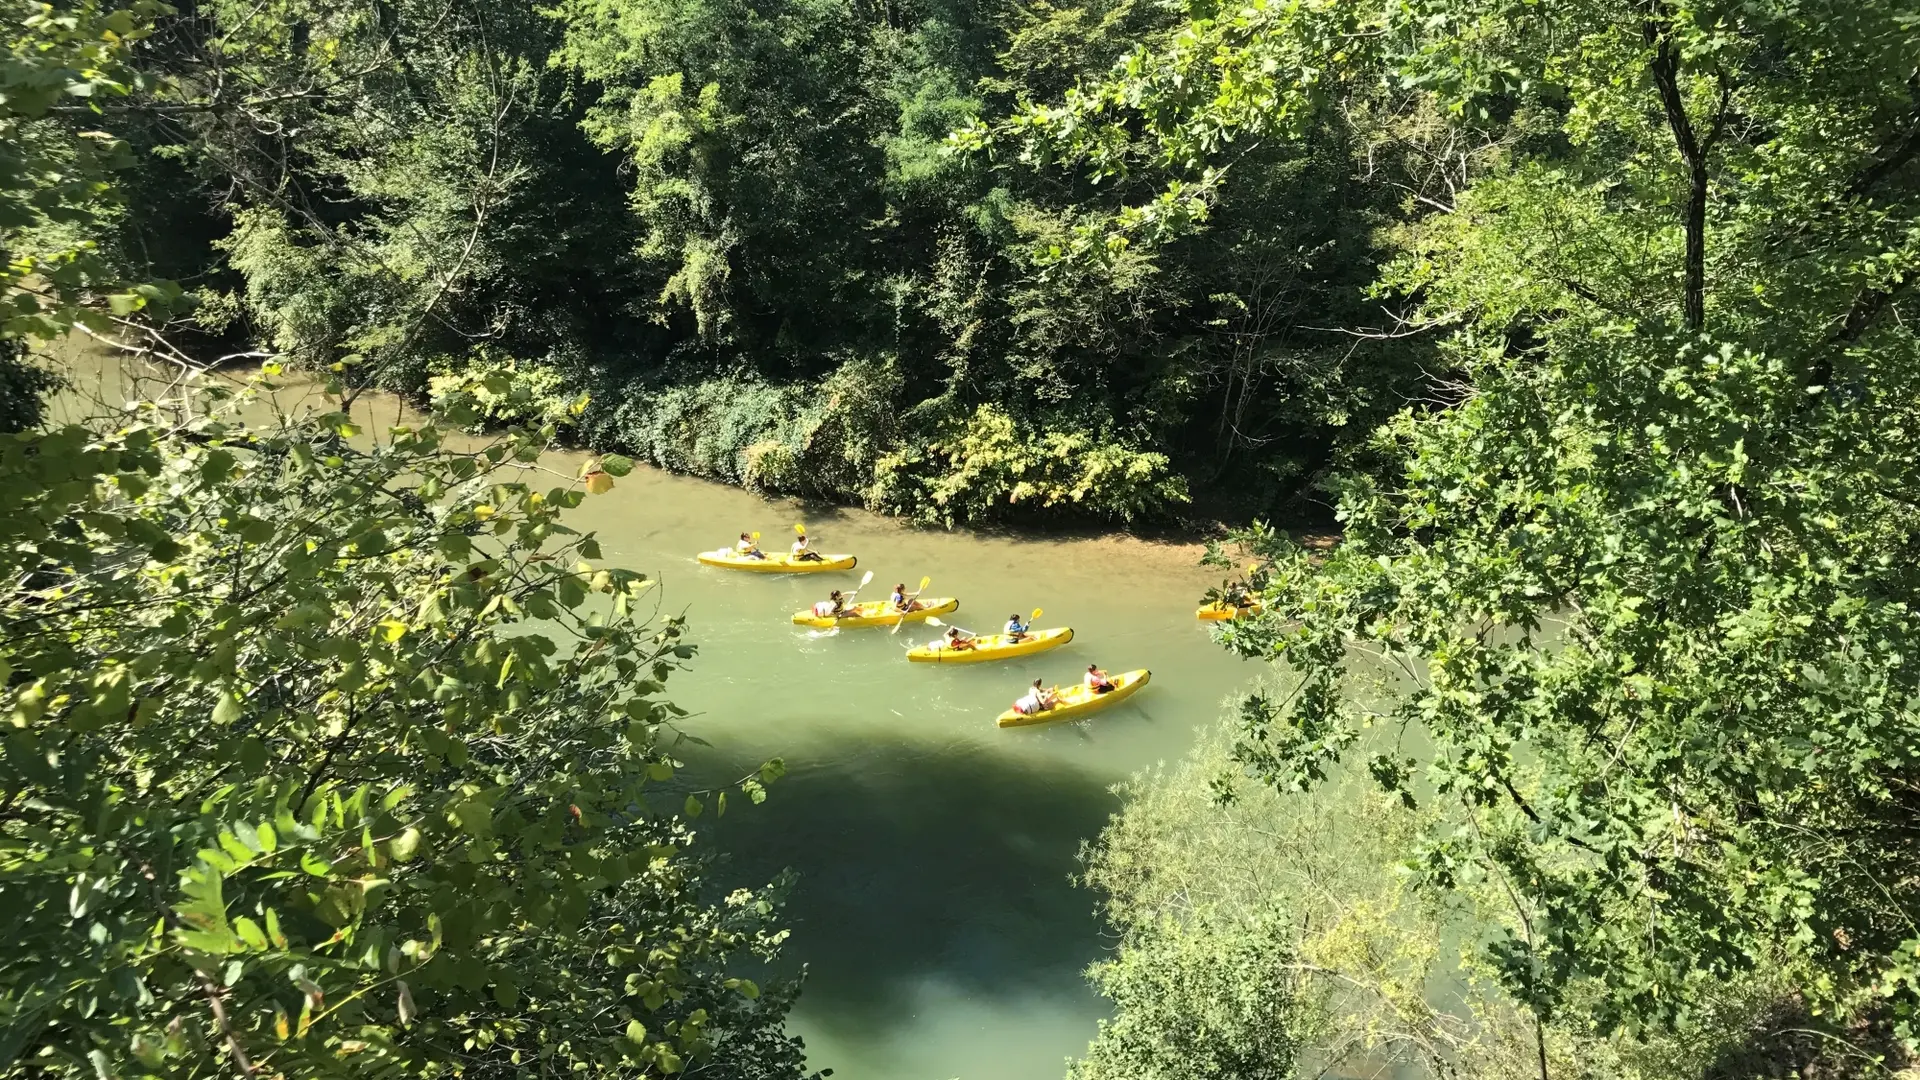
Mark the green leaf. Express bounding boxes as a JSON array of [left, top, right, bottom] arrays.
[[387, 827, 422, 863], [233, 916, 268, 951]]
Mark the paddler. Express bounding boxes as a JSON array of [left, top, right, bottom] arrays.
[[790, 530, 824, 562], [1013, 677, 1058, 716], [1004, 612, 1031, 642], [1222, 580, 1253, 608], [1084, 664, 1115, 694], [811, 589, 853, 619], [939, 626, 976, 651], [735, 532, 767, 559], [890, 582, 922, 612]]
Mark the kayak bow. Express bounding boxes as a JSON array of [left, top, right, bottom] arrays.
[[907, 626, 1073, 663], [996, 669, 1151, 728]]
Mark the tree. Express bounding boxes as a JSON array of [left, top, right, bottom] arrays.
[[993, 0, 1920, 1057], [0, 364, 811, 1077], [139, 0, 646, 393], [551, 0, 888, 352], [1, 0, 177, 429]]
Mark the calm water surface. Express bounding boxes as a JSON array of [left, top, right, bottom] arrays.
[[55, 354, 1266, 1080], [583, 471, 1261, 1080]]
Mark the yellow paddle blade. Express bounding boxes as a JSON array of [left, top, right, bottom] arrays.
[[1031, 607, 1043, 621], [1248, 563, 1259, 574], [751, 531, 760, 540], [794, 523, 807, 534], [918, 575, 930, 591], [924, 617, 944, 627]]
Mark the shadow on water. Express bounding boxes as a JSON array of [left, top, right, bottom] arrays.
[[695, 738, 1121, 1038]]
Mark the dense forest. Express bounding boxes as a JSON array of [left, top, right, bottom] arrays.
[[6, 0, 1920, 1076], [10, 0, 1424, 525]]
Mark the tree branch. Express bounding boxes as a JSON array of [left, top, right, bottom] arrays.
[[1644, 5, 1728, 332], [200, 976, 260, 1076]]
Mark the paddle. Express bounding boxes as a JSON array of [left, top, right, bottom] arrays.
[[889, 575, 932, 635]]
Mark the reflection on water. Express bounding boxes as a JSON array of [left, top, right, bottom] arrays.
[[49, 348, 1266, 1080]]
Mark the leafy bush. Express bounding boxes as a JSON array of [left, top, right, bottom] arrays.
[[1071, 906, 1306, 1080], [869, 403, 1189, 525], [427, 351, 585, 432], [496, 358, 1188, 525], [582, 355, 903, 498], [591, 377, 807, 486], [0, 371, 813, 1077], [746, 356, 903, 496], [1075, 718, 1826, 1079]]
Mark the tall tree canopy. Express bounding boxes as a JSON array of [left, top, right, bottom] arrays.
[[23, 0, 1434, 525]]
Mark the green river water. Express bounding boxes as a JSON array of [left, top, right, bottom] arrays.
[[55, 354, 1270, 1080], [588, 470, 1263, 1080]]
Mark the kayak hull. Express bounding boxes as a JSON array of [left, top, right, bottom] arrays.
[[997, 669, 1151, 728], [698, 550, 856, 573], [907, 627, 1074, 663], [791, 597, 959, 629], [1197, 601, 1264, 621]]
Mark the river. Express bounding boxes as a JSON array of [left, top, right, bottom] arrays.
[[54, 350, 1268, 1080], [587, 468, 1263, 1080]]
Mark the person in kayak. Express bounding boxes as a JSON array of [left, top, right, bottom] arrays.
[[890, 583, 922, 612], [812, 590, 854, 619], [790, 531, 824, 562], [735, 532, 766, 559], [939, 626, 976, 651], [1013, 678, 1058, 715], [1084, 664, 1115, 694], [1004, 613, 1030, 642]]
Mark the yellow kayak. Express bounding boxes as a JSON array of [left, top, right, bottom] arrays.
[[907, 627, 1074, 663], [697, 550, 856, 573], [791, 597, 959, 629], [1196, 600, 1264, 621], [997, 669, 1151, 728]]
